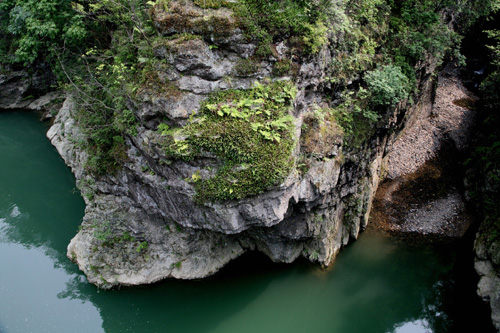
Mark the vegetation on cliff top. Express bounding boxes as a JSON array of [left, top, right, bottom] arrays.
[[1, 0, 499, 201], [0, 0, 85, 66]]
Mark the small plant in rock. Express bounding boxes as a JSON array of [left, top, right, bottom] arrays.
[[273, 58, 299, 77], [233, 58, 259, 76], [158, 123, 171, 136], [301, 107, 344, 160], [192, 0, 229, 9], [302, 20, 329, 54], [136, 241, 149, 252], [93, 220, 113, 242]]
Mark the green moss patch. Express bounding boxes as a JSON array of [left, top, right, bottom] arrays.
[[192, 0, 230, 10], [159, 80, 297, 202], [233, 57, 260, 76], [152, 1, 239, 38]]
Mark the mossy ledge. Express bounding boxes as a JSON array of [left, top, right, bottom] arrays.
[[158, 80, 297, 202]]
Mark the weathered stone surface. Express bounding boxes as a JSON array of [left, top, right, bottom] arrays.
[[213, 32, 256, 58], [41, 1, 441, 290], [0, 69, 58, 112], [48, 103, 246, 288], [67, 200, 245, 287], [0, 71, 31, 108], [475, 239, 500, 331], [48, 80, 394, 289], [47, 84, 411, 289], [138, 92, 204, 125], [156, 38, 234, 81]]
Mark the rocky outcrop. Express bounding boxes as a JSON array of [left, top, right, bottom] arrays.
[[48, 100, 246, 286], [470, 158, 500, 330], [49, 97, 390, 288], [45, 1, 441, 289], [49, 95, 432, 289], [0, 66, 62, 117], [475, 236, 500, 331]]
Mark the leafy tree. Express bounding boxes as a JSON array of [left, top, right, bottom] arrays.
[[0, 0, 86, 65], [364, 65, 409, 106], [481, 29, 500, 109]]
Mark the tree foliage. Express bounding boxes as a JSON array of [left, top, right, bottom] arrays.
[[1, 0, 499, 184], [466, 8, 500, 243], [364, 65, 409, 106], [481, 29, 500, 109], [0, 0, 86, 65]]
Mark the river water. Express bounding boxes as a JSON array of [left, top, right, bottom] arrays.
[[0, 111, 494, 332]]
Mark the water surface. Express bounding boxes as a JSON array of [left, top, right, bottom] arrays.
[[0, 111, 493, 332]]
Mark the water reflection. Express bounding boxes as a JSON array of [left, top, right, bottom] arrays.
[[0, 241, 103, 332], [389, 278, 450, 333], [0, 111, 101, 332], [0, 111, 276, 333]]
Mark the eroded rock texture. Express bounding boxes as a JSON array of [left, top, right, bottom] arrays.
[[45, 1, 439, 289]]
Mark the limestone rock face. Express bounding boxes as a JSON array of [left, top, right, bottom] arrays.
[[49, 100, 246, 287], [475, 237, 500, 331], [44, 2, 437, 289], [0, 68, 61, 115], [49, 91, 424, 289]]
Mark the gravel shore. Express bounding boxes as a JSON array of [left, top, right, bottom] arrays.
[[370, 64, 477, 240], [386, 64, 477, 179]]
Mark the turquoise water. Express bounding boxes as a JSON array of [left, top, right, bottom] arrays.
[[0, 111, 493, 332]]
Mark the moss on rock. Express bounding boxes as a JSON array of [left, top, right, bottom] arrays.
[[158, 80, 298, 201]]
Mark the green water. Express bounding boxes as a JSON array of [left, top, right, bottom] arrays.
[[0, 111, 494, 332]]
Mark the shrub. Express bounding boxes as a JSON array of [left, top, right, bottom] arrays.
[[302, 20, 329, 54], [364, 65, 409, 106], [232, 0, 331, 54]]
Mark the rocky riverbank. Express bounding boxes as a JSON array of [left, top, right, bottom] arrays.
[[371, 63, 500, 330], [370, 154, 474, 242], [0, 66, 62, 117], [386, 64, 477, 180], [371, 63, 477, 241]]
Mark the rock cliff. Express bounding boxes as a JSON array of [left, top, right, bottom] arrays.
[[42, 1, 443, 289], [474, 235, 500, 331], [0, 65, 62, 115]]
